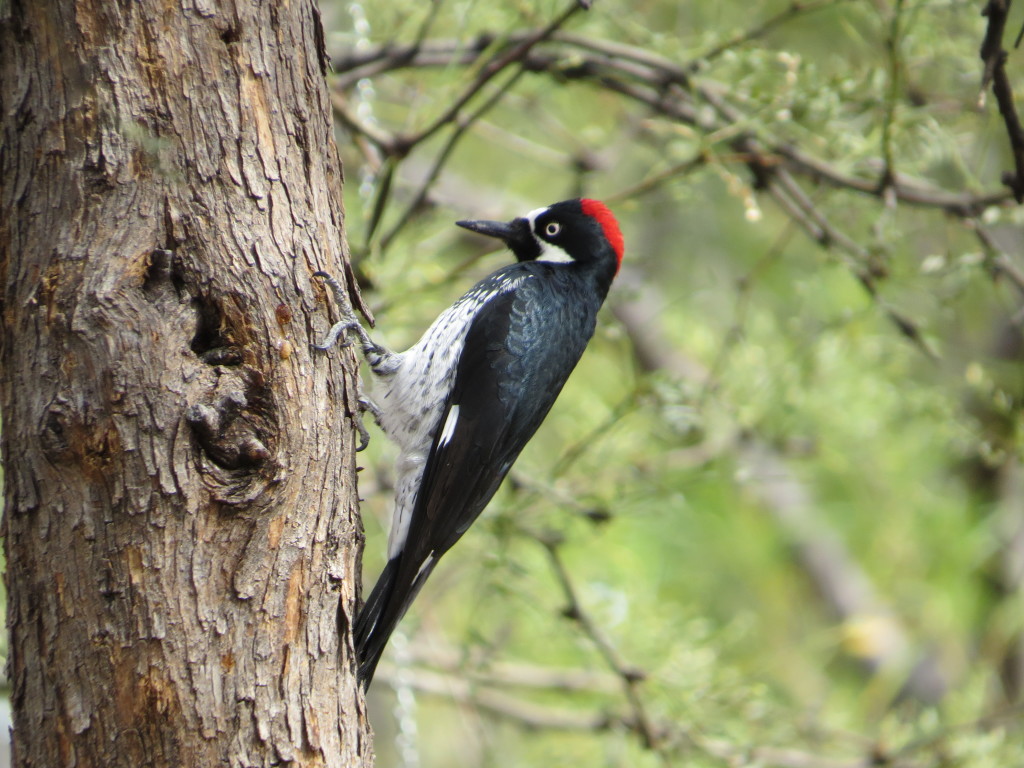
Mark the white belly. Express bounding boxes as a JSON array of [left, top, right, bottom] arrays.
[[369, 286, 494, 557]]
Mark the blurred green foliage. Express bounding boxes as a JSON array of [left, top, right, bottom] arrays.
[[322, 0, 1024, 765]]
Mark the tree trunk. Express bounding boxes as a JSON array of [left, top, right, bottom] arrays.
[[0, 1, 371, 765]]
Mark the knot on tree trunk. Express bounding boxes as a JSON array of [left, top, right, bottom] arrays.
[[185, 361, 279, 504]]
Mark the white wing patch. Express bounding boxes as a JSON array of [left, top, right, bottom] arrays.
[[415, 552, 435, 582], [438, 404, 460, 447]]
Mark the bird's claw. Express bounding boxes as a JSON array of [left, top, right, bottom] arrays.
[[354, 397, 382, 452], [359, 395, 384, 425], [354, 415, 372, 452], [312, 270, 378, 353], [312, 319, 362, 352]]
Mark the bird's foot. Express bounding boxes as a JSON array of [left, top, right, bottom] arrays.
[[353, 396, 384, 452], [312, 317, 372, 353], [313, 271, 395, 451], [312, 271, 375, 350], [312, 271, 396, 371]]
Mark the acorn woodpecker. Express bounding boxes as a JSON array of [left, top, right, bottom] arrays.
[[314, 198, 624, 687]]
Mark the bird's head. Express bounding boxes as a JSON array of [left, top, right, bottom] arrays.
[[456, 199, 624, 277]]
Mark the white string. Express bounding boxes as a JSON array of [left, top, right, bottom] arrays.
[[348, 2, 380, 202]]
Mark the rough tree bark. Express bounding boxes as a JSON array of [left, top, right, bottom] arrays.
[[0, 1, 372, 765]]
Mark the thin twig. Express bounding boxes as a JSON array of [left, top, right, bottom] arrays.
[[879, 0, 906, 202], [980, 0, 1024, 201], [603, 151, 709, 202], [330, 89, 396, 152], [549, 389, 640, 479], [974, 220, 1024, 298], [699, 219, 797, 405], [693, 0, 856, 67], [378, 66, 529, 253], [394, 1, 585, 153], [539, 537, 666, 756], [375, 665, 616, 730]]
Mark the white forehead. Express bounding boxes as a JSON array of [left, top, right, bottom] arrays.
[[524, 206, 550, 226]]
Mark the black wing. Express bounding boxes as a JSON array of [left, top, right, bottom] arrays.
[[407, 274, 595, 562], [355, 272, 597, 685]]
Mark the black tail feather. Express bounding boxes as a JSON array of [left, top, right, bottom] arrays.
[[354, 555, 438, 689], [354, 557, 400, 687]]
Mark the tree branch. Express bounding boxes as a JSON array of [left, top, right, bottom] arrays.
[[332, 33, 1011, 217], [980, 0, 1024, 201]]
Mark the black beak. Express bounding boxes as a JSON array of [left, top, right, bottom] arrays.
[[455, 218, 517, 241], [456, 216, 537, 262]]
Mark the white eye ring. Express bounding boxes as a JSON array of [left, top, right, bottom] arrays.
[[545, 221, 561, 237]]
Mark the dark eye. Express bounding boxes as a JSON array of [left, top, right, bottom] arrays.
[[544, 221, 561, 237]]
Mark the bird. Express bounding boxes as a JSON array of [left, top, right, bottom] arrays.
[[313, 198, 625, 688]]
